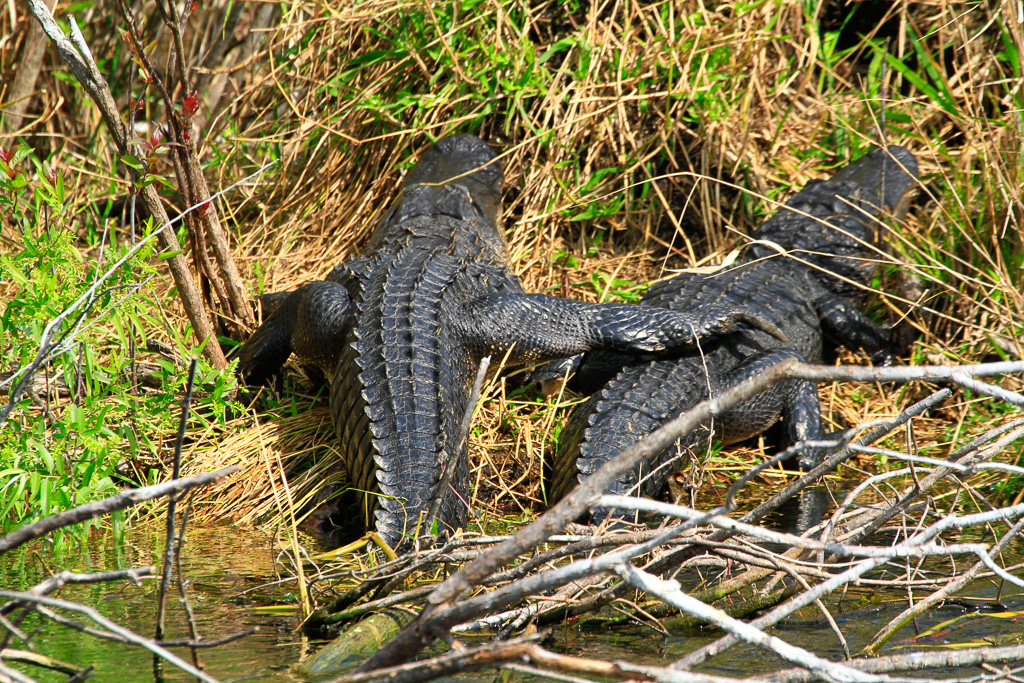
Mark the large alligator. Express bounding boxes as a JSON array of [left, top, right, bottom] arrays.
[[239, 134, 782, 549], [546, 146, 918, 519]]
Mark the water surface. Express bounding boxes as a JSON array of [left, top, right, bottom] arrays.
[[3, 525, 1022, 681]]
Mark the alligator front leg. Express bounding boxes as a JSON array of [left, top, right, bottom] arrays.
[[713, 348, 825, 470], [817, 295, 895, 365], [239, 281, 354, 385], [455, 294, 784, 364]]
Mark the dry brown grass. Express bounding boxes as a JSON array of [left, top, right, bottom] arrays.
[[3, 0, 1022, 538]]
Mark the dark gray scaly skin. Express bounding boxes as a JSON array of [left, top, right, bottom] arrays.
[[546, 146, 919, 520], [239, 134, 782, 549]]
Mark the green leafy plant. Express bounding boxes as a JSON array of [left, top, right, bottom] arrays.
[[0, 145, 239, 548]]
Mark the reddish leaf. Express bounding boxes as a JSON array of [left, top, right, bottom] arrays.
[[0, 146, 16, 179], [117, 26, 135, 51], [182, 92, 199, 119]]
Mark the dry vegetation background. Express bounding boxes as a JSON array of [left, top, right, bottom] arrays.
[[1, 0, 1022, 539]]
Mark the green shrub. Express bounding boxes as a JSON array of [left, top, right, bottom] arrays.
[[0, 143, 239, 547]]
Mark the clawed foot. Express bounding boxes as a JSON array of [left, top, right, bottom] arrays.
[[729, 312, 787, 343], [690, 308, 787, 345], [869, 342, 897, 367], [527, 355, 584, 396]]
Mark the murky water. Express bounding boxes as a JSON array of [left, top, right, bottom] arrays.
[[560, 590, 1024, 677], [1, 526, 310, 682], [3, 525, 1022, 682]]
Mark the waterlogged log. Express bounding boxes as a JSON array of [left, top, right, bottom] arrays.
[[299, 608, 417, 678]]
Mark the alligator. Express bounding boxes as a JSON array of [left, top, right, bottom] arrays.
[[238, 134, 784, 549], [545, 146, 919, 520]]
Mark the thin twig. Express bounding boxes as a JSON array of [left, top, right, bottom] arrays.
[[156, 357, 198, 640], [424, 356, 490, 538], [0, 467, 238, 555], [156, 629, 257, 649], [0, 592, 221, 683]]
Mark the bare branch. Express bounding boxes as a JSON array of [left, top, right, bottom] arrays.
[[0, 467, 238, 555], [356, 361, 1023, 673], [753, 643, 1024, 683], [0, 592, 220, 683], [20, 0, 266, 368], [613, 562, 884, 682], [156, 358, 199, 640]]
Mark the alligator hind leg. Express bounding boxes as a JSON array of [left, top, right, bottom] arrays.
[[714, 349, 829, 528], [457, 293, 785, 363], [784, 378, 826, 470], [239, 281, 354, 385]]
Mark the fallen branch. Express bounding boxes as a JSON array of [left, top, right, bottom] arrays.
[[328, 636, 744, 683], [355, 360, 1023, 673], [752, 643, 1024, 682], [0, 592, 220, 683], [613, 562, 882, 683], [0, 649, 78, 676], [0, 568, 153, 655]]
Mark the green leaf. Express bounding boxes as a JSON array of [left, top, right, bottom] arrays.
[[538, 37, 576, 64], [881, 46, 955, 116], [40, 477, 50, 517], [120, 154, 143, 171], [11, 146, 32, 166], [0, 255, 28, 285]]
